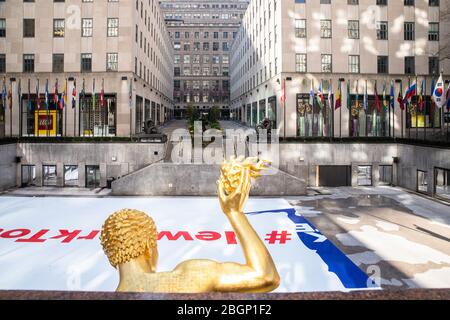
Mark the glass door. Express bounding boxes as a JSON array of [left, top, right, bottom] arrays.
[[85, 165, 100, 189]]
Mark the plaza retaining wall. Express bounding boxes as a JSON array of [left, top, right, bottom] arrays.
[[0, 144, 17, 191]]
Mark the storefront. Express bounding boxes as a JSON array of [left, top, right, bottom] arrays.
[[296, 93, 332, 137], [20, 94, 63, 137], [79, 94, 117, 137]]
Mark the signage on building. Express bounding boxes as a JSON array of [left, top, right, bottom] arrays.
[[35, 111, 57, 136], [0, 197, 375, 292]]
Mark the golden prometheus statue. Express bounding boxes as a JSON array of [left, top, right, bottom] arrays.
[[100, 156, 280, 293]]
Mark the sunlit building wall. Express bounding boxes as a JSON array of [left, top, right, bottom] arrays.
[[0, 0, 174, 138], [230, 0, 450, 139]]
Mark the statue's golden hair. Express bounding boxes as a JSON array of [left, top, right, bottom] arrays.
[[100, 209, 158, 268]]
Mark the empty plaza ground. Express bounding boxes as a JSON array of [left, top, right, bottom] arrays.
[[1, 185, 449, 291]]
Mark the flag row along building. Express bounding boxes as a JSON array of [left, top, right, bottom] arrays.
[[1, 0, 450, 139], [0, 0, 174, 138], [230, 0, 450, 139]]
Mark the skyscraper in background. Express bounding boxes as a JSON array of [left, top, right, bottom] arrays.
[[160, 0, 249, 119]]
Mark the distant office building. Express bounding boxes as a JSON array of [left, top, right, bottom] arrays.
[[160, 0, 249, 119], [230, 0, 450, 139], [0, 0, 174, 138]]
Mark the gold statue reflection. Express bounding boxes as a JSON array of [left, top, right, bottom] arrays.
[[100, 157, 280, 293]]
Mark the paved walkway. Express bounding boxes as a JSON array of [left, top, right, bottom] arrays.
[[287, 186, 450, 289]]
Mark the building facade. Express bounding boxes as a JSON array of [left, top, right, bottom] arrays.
[[0, 0, 174, 138], [160, 0, 248, 119], [230, 0, 450, 139]]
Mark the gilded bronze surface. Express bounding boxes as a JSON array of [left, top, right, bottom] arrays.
[[100, 157, 280, 293]]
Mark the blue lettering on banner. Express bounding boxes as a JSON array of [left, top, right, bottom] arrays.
[[247, 208, 372, 289]]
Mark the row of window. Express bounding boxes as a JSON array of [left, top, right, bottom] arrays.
[[295, 0, 440, 6], [0, 18, 119, 38], [174, 55, 229, 65], [174, 80, 230, 91], [174, 94, 230, 104], [294, 54, 440, 75], [172, 31, 238, 40], [1, 53, 118, 73], [173, 41, 231, 52], [294, 19, 439, 41], [174, 66, 229, 77]]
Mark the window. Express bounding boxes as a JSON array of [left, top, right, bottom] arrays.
[[0, 19, 5, 38], [376, 0, 387, 5], [81, 53, 92, 72], [348, 20, 359, 39], [0, 54, 5, 73], [377, 56, 389, 74], [43, 165, 57, 187], [23, 54, 35, 73], [348, 55, 360, 73], [64, 165, 79, 187], [320, 20, 332, 38], [23, 19, 35, 38], [404, 0, 415, 6], [52, 54, 64, 73], [321, 54, 332, 73], [107, 18, 119, 37], [295, 54, 307, 73], [295, 19, 306, 38], [429, 56, 439, 75], [404, 22, 415, 41], [107, 53, 118, 71], [434, 167, 450, 201], [417, 170, 428, 193], [82, 18, 93, 37], [357, 166, 372, 186], [405, 56, 415, 74], [53, 19, 65, 37], [376, 21, 388, 40], [429, 0, 439, 6], [429, 23, 439, 41]]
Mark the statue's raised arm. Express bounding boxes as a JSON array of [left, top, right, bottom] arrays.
[[100, 157, 280, 293]]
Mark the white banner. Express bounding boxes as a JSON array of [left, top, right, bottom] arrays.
[[0, 197, 374, 292]]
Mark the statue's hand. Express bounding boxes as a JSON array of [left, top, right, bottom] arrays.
[[218, 167, 251, 215]]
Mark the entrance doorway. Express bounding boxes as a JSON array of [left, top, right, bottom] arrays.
[[86, 165, 100, 189], [318, 166, 351, 187], [21, 165, 36, 187]]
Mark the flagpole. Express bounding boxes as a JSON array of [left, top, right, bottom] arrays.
[[9, 79, 12, 137], [424, 76, 427, 142], [339, 79, 342, 138], [415, 75, 418, 140]]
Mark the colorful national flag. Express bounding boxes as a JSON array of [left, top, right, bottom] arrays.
[[7, 82, 12, 110], [81, 79, 86, 111], [446, 82, 450, 110], [54, 79, 59, 104], [382, 82, 388, 111], [280, 79, 286, 104], [129, 79, 133, 108], [309, 80, 314, 106], [418, 79, 424, 113], [431, 78, 436, 109], [403, 81, 417, 104], [92, 79, 96, 110], [397, 81, 404, 110], [45, 79, 49, 110], [355, 81, 360, 109], [72, 79, 77, 109], [316, 81, 324, 109], [100, 79, 105, 108], [335, 80, 342, 110], [1, 79, 6, 108], [432, 74, 446, 108], [28, 79, 32, 111], [36, 79, 41, 110], [374, 81, 381, 113], [60, 79, 67, 110], [328, 79, 333, 109], [346, 80, 351, 110], [18, 79, 22, 109], [389, 81, 395, 110], [363, 80, 368, 111]]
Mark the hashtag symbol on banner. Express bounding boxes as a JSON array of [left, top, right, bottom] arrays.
[[264, 231, 292, 244]]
